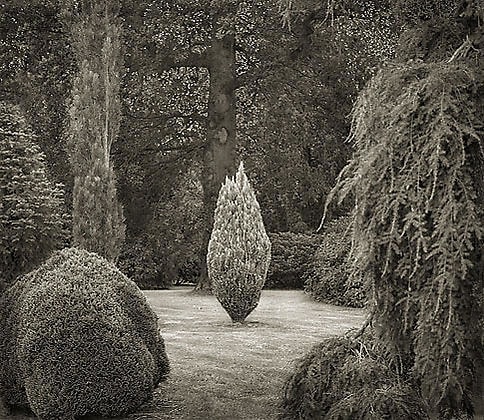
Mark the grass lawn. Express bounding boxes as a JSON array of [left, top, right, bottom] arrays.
[[7, 288, 365, 420]]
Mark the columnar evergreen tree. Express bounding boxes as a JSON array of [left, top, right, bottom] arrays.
[[0, 101, 68, 289], [207, 162, 271, 323], [64, 0, 125, 262]]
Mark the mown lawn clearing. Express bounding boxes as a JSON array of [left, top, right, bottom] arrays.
[[7, 287, 365, 420]]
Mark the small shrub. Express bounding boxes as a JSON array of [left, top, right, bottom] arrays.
[[281, 334, 427, 420], [207, 162, 271, 323], [265, 232, 322, 289], [0, 247, 169, 419], [0, 101, 68, 287], [118, 235, 172, 289], [118, 235, 201, 289], [176, 257, 201, 285], [303, 216, 366, 307]]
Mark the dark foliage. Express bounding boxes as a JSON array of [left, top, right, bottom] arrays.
[[303, 216, 365, 307], [0, 247, 169, 419], [265, 232, 322, 289], [0, 3, 74, 189], [118, 237, 201, 289], [0, 102, 68, 289], [117, 234, 172, 289], [176, 257, 201, 285], [281, 334, 427, 420], [117, 168, 204, 289]]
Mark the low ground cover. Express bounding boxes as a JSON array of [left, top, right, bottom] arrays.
[[7, 288, 365, 420]]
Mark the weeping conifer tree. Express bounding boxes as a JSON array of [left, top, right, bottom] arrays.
[[277, 0, 483, 418], [64, 0, 125, 262], [324, 9, 484, 418]]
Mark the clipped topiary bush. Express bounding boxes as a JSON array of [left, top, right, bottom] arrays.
[[0, 247, 169, 419], [0, 101, 68, 288], [265, 232, 322, 289], [303, 216, 366, 308], [281, 334, 427, 420], [207, 162, 271, 323]]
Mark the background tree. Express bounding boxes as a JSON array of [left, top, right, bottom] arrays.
[[116, 0, 394, 289], [0, 101, 68, 290], [64, 0, 125, 262], [1, 0, 397, 289], [0, 2, 73, 190]]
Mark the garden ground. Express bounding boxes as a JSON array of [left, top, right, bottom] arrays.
[[8, 288, 365, 420]]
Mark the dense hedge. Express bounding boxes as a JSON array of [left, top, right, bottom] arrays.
[[303, 216, 366, 308], [118, 235, 201, 289], [0, 247, 169, 419], [265, 232, 322, 289], [281, 334, 427, 420]]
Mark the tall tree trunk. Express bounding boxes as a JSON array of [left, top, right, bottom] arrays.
[[196, 31, 236, 292]]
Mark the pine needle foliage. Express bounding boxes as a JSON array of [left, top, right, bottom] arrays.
[[325, 60, 484, 416], [207, 162, 271, 323], [281, 334, 427, 420], [0, 102, 68, 289]]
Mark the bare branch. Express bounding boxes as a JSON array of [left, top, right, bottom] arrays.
[[352, 304, 376, 339], [448, 35, 478, 63], [125, 111, 206, 123]]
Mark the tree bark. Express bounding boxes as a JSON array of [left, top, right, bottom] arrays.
[[195, 30, 236, 292]]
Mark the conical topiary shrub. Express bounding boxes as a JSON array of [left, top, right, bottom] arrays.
[[207, 162, 271, 323]]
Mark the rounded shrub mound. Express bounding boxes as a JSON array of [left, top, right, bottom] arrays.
[[303, 215, 365, 308], [281, 334, 427, 420], [207, 162, 271, 323], [265, 232, 321, 289], [0, 247, 169, 419], [0, 101, 68, 289]]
